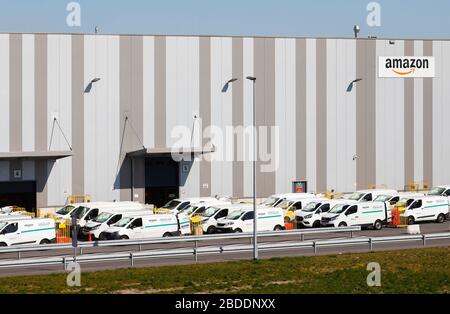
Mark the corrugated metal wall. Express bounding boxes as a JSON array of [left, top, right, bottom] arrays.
[[0, 33, 448, 207]]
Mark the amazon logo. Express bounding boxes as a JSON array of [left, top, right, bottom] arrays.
[[379, 56, 435, 78], [385, 58, 429, 76]]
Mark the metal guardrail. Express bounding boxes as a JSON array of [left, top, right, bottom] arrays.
[[0, 226, 361, 254], [0, 231, 449, 269]]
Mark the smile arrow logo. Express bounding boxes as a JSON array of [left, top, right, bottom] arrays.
[[392, 68, 416, 76]]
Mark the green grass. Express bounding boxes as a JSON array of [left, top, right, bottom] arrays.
[[0, 247, 449, 294]]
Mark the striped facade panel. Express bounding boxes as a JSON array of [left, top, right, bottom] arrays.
[[254, 38, 276, 197], [0, 34, 9, 181], [165, 36, 200, 198], [375, 40, 405, 190], [356, 39, 377, 190], [432, 41, 450, 185], [47, 34, 72, 206], [326, 39, 357, 193], [242, 38, 254, 197], [305, 39, 317, 192], [22, 34, 35, 182], [423, 41, 433, 187], [275, 38, 296, 194], [210, 37, 233, 197], [85, 35, 121, 203]]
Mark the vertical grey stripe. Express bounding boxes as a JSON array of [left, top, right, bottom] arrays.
[[356, 39, 377, 190], [119, 36, 132, 201], [131, 36, 145, 203], [9, 34, 22, 181], [154, 36, 166, 148], [35, 34, 48, 208], [199, 37, 211, 197], [316, 39, 327, 192], [71, 35, 84, 195], [232, 37, 244, 198], [296, 39, 307, 182], [119, 36, 144, 202], [254, 38, 275, 197], [423, 41, 433, 187], [404, 40, 414, 188]]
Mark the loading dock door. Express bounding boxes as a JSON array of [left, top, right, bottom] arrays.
[[145, 157, 179, 208], [0, 181, 36, 212]]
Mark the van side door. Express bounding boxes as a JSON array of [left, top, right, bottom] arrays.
[[127, 218, 143, 239], [345, 205, 358, 225], [241, 212, 254, 232]]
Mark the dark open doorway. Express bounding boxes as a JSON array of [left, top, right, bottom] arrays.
[[0, 181, 37, 212], [145, 157, 179, 208]]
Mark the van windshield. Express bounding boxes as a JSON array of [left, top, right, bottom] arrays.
[[374, 195, 392, 202], [203, 207, 220, 218], [329, 204, 349, 214], [302, 202, 321, 212], [93, 212, 113, 223], [348, 193, 364, 201], [113, 217, 134, 228], [179, 205, 198, 216], [262, 197, 280, 206], [0, 222, 7, 231], [276, 200, 293, 209], [70, 206, 90, 219], [429, 187, 445, 196], [162, 200, 181, 209], [228, 211, 244, 220], [56, 205, 75, 215]]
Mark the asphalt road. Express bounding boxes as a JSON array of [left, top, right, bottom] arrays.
[[0, 221, 448, 277]]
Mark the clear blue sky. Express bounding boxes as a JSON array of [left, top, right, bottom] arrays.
[[0, 0, 449, 39]]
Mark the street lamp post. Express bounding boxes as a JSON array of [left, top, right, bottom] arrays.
[[224, 77, 258, 260]]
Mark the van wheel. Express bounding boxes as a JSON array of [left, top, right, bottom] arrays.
[[206, 226, 216, 234], [120, 235, 129, 240], [407, 216, 415, 225], [273, 225, 283, 231], [312, 221, 321, 228], [234, 228, 243, 233], [0, 242, 6, 247], [39, 239, 51, 245], [163, 232, 172, 238], [338, 222, 347, 227], [436, 214, 445, 224], [374, 220, 383, 231]]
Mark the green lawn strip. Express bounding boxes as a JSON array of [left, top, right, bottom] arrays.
[[0, 247, 448, 294]]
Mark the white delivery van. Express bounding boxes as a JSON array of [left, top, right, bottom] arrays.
[[295, 199, 358, 228], [176, 201, 231, 235], [55, 201, 150, 227], [79, 209, 154, 240], [216, 208, 285, 233], [261, 193, 317, 208], [346, 189, 398, 202], [400, 196, 449, 225], [99, 214, 180, 240], [321, 202, 389, 230], [373, 192, 425, 212], [200, 204, 254, 234], [160, 197, 231, 214], [0, 218, 56, 246]]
